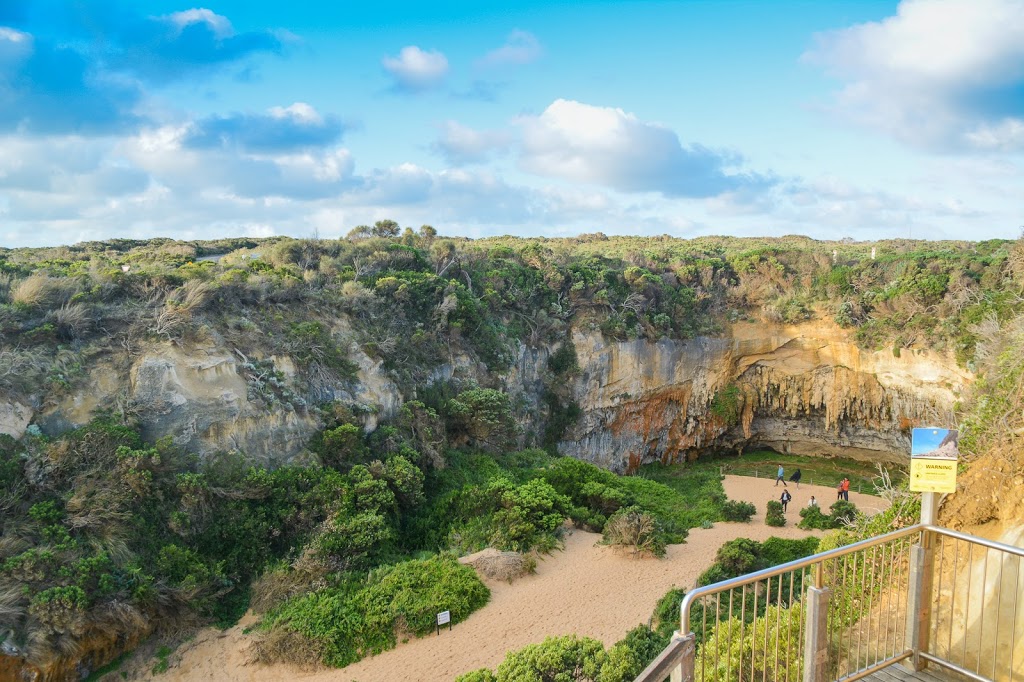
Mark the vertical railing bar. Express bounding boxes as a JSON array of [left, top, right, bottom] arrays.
[[993, 549, 1004, 681], [739, 583, 746, 682], [762, 575, 771, 682], [977, 546, 989, 675], [703, 593, 709, 682], [949, 537, 960, 660], [727, 588, 734, 682], [715, 592, 722, 682], [880, 540, 893, 663], [1011, 555, 1019, 682], [799, 566, 807, 670], [961, 542, 974, 668], [866, 544, 878, 665], [933, 533, 944, 659], [774, 572, 782, 681], [786, 567, 795, 682], [751, 579, 759, 682], [856, 547, 868, 672], [842, 552, 852, 678]]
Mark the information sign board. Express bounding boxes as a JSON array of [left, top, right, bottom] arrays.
[[909, 428, 959, 493]]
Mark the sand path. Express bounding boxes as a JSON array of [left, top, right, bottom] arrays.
[[122, 477, 885, 682]]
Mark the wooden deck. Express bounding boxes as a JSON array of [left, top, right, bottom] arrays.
[[865, 663, 966, 682]]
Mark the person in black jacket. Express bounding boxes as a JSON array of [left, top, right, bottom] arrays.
[[789, 468, 802, 489], [780, 489, 792, 513]]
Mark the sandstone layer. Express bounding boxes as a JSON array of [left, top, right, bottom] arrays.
[[1, 319, 968, 468]]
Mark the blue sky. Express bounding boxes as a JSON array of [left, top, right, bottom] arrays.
[[0, 0, 1022, 247]]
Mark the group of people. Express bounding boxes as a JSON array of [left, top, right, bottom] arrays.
[[773, 465, 851, 513]]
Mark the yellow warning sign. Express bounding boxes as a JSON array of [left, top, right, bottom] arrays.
[[909, 458, 957, 493]]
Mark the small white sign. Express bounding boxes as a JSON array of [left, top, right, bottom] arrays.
[[437, 610, 451, 626]]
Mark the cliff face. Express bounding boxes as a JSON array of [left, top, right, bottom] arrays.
[[559, 320, 969, 471], [0, 320, 968, 469]]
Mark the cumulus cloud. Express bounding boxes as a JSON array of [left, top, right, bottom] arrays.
[[478, 30, 542, 67], [122, 123, 355, 201], [183, 103, 344, 153], [518, 99, 771, 197], [431, 120, 510, 165], [805, 0, 1024, 151], [382, 46, 449, 92]]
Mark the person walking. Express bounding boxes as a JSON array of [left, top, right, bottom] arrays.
[[780, 489, 792, 513], [775, 464, 787, 487], [841, 477, 850, 501], [789, 468, 802, 489], [807, 495, 818, 508]]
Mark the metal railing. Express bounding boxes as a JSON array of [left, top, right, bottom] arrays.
[[635, 524, 1024, 682], [923, 526, 1024, 682]]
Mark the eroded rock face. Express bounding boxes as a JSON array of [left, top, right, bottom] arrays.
[[126, 345, 315, 463], [21, 318, 968, 470], [0, 399, 33, 439], [557, 320, 970, 472]]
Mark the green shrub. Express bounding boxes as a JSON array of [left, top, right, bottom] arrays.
[[261, 554, 490, 668], [599, 626, 668, 682], [765, 501, 786, 527], [797, 500, 859, 530], [695, 605, 802, 682], [496, 635, 606, 682], [720, 500, 756, 522]]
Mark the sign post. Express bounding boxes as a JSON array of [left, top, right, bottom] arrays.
[[436, 610, 451, 636]]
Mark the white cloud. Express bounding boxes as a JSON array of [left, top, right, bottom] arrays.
[[382, 46, 449, 92], [478, 30, 542, 67], [805, 0, 1024, 150], [517, 99, 768, 197], [165, 9, 234, 38], [432, 120, 510, 165], [268, 102, 323, 124]]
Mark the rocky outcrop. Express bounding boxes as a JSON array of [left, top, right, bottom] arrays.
[[31, 336, 404, 463], [558, 320, 970, 472], [17, 318, 968, 470]]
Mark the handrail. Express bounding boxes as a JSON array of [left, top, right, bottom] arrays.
[[924, 524, 1024, 559], [634, 634, 693, 682], [678, 523, 924, 626]]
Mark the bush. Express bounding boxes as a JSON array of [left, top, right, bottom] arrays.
[[797, 500, 860, 530], [720, 500, 756, 522], [602, 506, 666, 558], [765, 501, 786, 527], [257, 554, 490, 668], [695, 605, 803, 682], [496, 635, 606, 682], [599, 626, 668, 682], [828, 500, 859, 526]]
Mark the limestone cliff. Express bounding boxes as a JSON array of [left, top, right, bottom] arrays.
[[0, 319, 968, 470], [558, 320, 970, 472]]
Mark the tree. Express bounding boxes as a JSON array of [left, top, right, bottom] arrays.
[[346, 225, 372, 241], [446, 388, 517, 452], [371, 219, 400, 238]]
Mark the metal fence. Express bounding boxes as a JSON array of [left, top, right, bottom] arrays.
[[922, 527, 1024, 682], [635, 524, 1023, 682]]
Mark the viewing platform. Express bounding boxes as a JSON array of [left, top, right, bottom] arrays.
[[635, 520, 1022, 682]]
